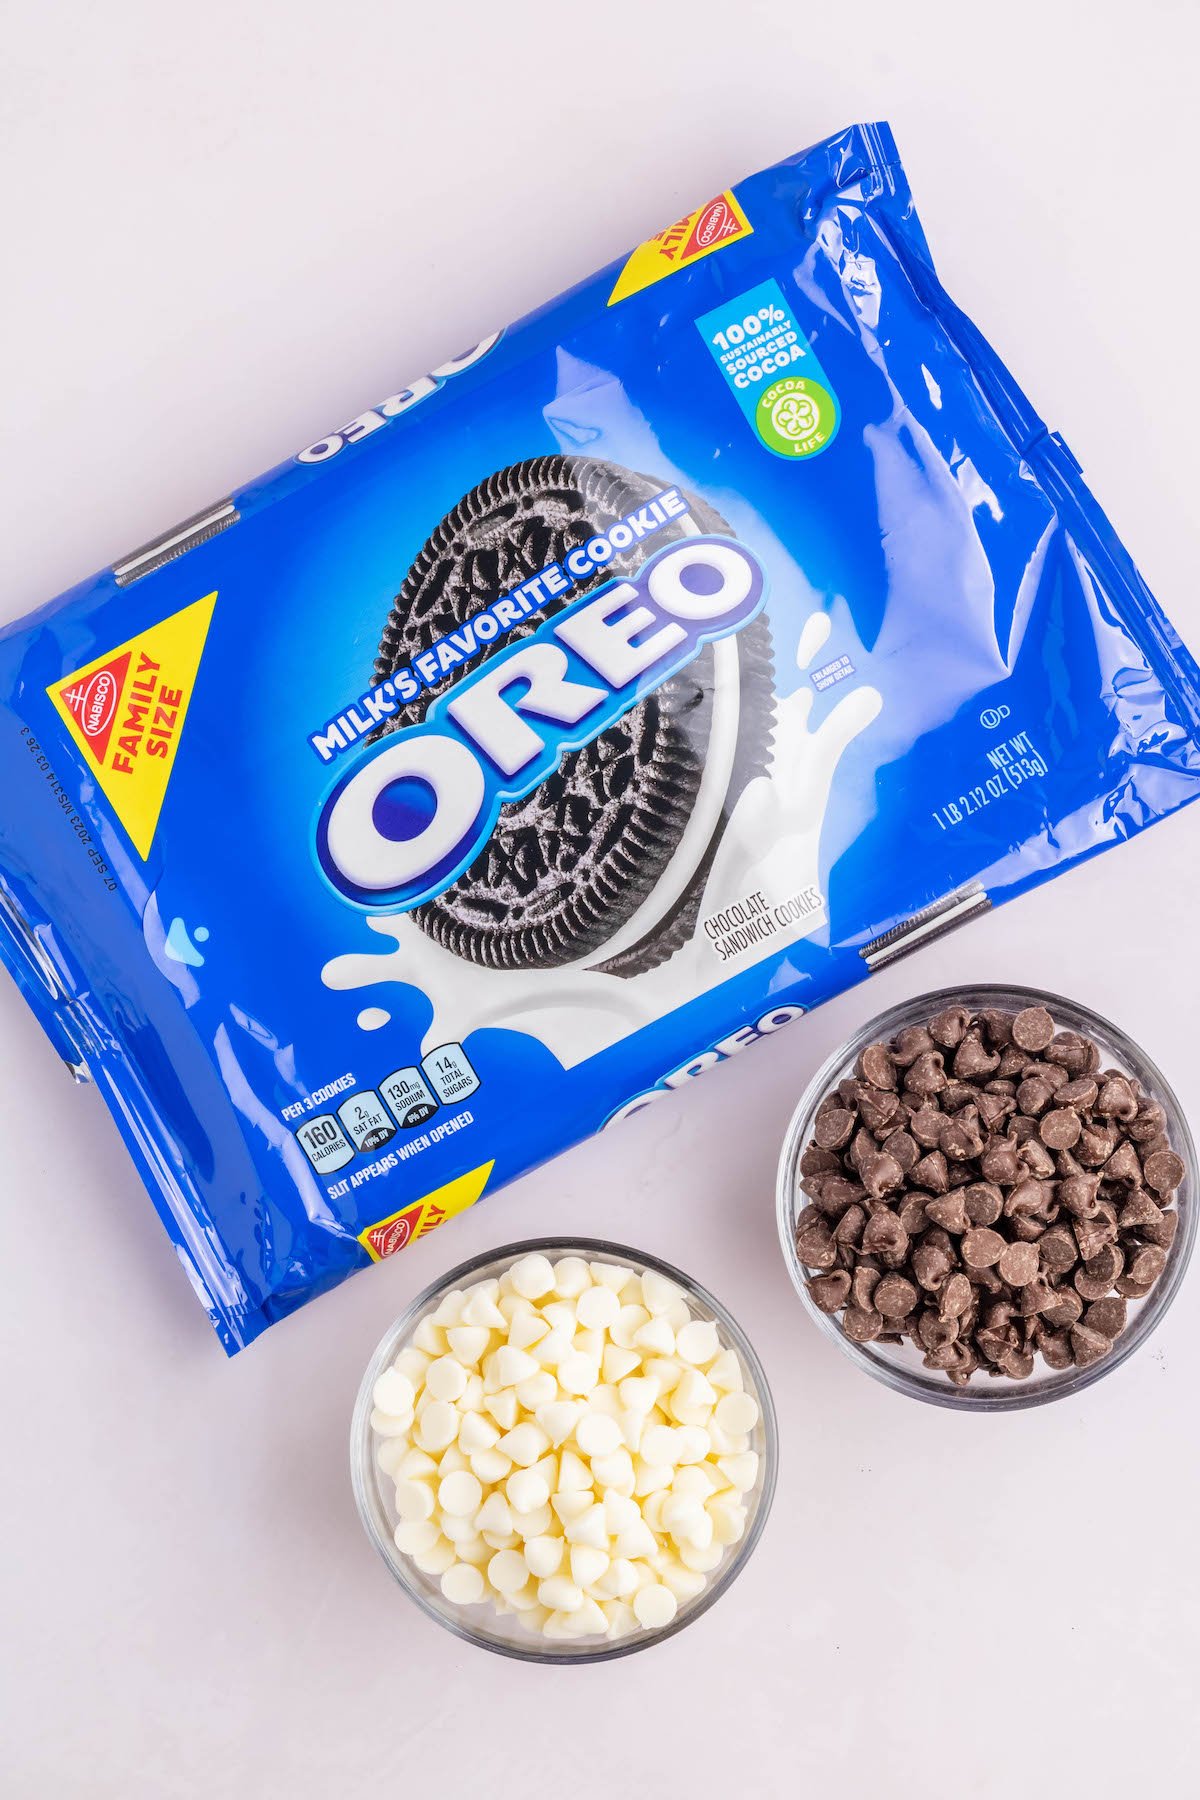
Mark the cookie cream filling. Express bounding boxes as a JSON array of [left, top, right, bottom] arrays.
[[581, 631, 742, 969]]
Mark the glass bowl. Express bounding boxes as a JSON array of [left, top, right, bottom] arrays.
[[776, 984, 1196, 1411], [351, 1236, 777, 1661]]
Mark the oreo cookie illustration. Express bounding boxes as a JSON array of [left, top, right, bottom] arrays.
[[373, 456, 773, 976]]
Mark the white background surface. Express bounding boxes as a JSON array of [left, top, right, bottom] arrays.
[[2, 2, 1198, 1794]]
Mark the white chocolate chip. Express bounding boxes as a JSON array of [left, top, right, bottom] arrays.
[[370, 1252, 765, 1644], [424, 1356, 468, 1403], [709, 1498, 748, 1546], [377, 1438, 410, 1476], [393, 1347, 430, 1383], [370, 1407, 414, 1439], [541, 1300, 578, 1335], [412, 1537, 457, 1576], [679, 1541, 723, 1574], [510, 1503, 553, 1540], [553, 1256, 592, 1297], [589, 1261, 633, 1294], [462, 1291, 507, 1331], [675, 1320, 721, 1366], [575, 1412, 622, 1459], [412, 1317, 446, 1356], [601, 1342, 640, 1384], [394, 1478, 435, 1523], [497, 1421, 548, 1467], [507, 1314, 549, 1354], [441, 1562, 485, 1605], [538, 1574, 584, 1612], [446, 1326, 491, 1366], [563, 1503, 607, 1549], [438, 1470, 483, 1517], [373, 1369, 415, 1414], [659, 1560, 708, 1603], [671, 1369, 717, 1421], [632, 1582, 678, 1629], [558, 1352, 600, 1396], [617, 1375, 658, 1413], [640, 1424, 679, 1467], [674, 1426, 711, 1466], [487, 1549, 529, 1594], [469, 1448, 512, 1485], [707, 1348, 744, 1391], [515, 1371, 558, 1410], [523, 1535, 565, 1579], [432, 1290, 466, 1327], [577, 1285, 622, 1331], [597, 1557, 640, 1598], [610, 1304, 650, 1349], [556, 1448, 592, 1493], [506, 1467, 550, 1513], [440, 1512, 479, 1545], [633, 1317, 676, 1358], [569, 1544, 609, 1588], [414, 1400, 459, 1453], [458, 1411, 500, 1454], [551, 1490, 592, 1524], [536, 1400, 583, 1447], [483, 1391, 518, 1432], [714, 1390, 760, 1436], [591, 1448, 636, 1495], [717, 1451, 760, 1493], [491, 1345, 540, 1388], [393, 1519, 440, 1555], [398, 1448, 437, 1479], [509, 1254, 555, 1300], [475, 1492, 513, 1537]]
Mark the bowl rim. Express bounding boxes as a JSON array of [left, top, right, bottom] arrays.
[[350, 1234, 779, 1662], [776, 981, 1197, 1412]]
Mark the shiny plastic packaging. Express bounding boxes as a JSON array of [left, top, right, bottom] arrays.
[[2, 121, 1197, 1351]]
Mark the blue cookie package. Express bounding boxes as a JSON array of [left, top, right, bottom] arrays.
[[2, 120, 1197, 1352]]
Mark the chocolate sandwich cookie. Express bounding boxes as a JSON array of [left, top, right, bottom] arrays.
[[373, 456, 774, 975]]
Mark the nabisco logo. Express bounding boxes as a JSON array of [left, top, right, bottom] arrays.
[[695, 198, 730, 247], [80, 670, 119, 739], [684, 196, 741, 259], [366, 1211, 416, 1259], [59, 651, 130, 763]]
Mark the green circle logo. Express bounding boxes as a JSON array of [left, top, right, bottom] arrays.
[[755, 376, 838, 457]]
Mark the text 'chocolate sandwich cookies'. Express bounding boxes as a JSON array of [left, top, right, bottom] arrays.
[[1, 121, 1197, 1349]]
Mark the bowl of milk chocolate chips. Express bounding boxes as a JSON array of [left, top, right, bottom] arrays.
[[778, 986, 1196, 1408]]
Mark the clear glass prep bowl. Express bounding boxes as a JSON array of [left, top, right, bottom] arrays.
[[351, 1236, 778, 1662], [776, 984, 1196, 1412]]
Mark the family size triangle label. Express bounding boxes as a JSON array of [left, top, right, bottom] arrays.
[[47, 592, 216, 859], [607, 190, 752, 305], [358, 1161, 494, 1262]]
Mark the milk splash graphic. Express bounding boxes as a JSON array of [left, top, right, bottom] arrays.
[[321, 613, 881, 1067]]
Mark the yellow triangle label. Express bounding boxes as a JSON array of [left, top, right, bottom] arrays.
[[608, 189, 752, 305], [358, 1160, 494, 1262], [47, 592, 215, 859]]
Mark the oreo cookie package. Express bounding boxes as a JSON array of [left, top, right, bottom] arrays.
[[2, 121, 1198, 1351]]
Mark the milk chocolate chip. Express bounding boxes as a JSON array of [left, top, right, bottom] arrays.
[[798, 1000, 1182, 1386]]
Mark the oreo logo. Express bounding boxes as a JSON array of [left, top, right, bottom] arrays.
[[297, 334, 501, 465], [317, 537, 766, 911]]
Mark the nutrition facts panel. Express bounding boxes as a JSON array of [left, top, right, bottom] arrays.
[[293, 1041, 480, 1175]]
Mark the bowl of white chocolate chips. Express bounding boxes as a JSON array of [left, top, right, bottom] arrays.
[[351, 1238, 777, 1659]]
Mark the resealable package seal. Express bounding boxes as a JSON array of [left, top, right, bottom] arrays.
[[2, 120, 1197, 1351]]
